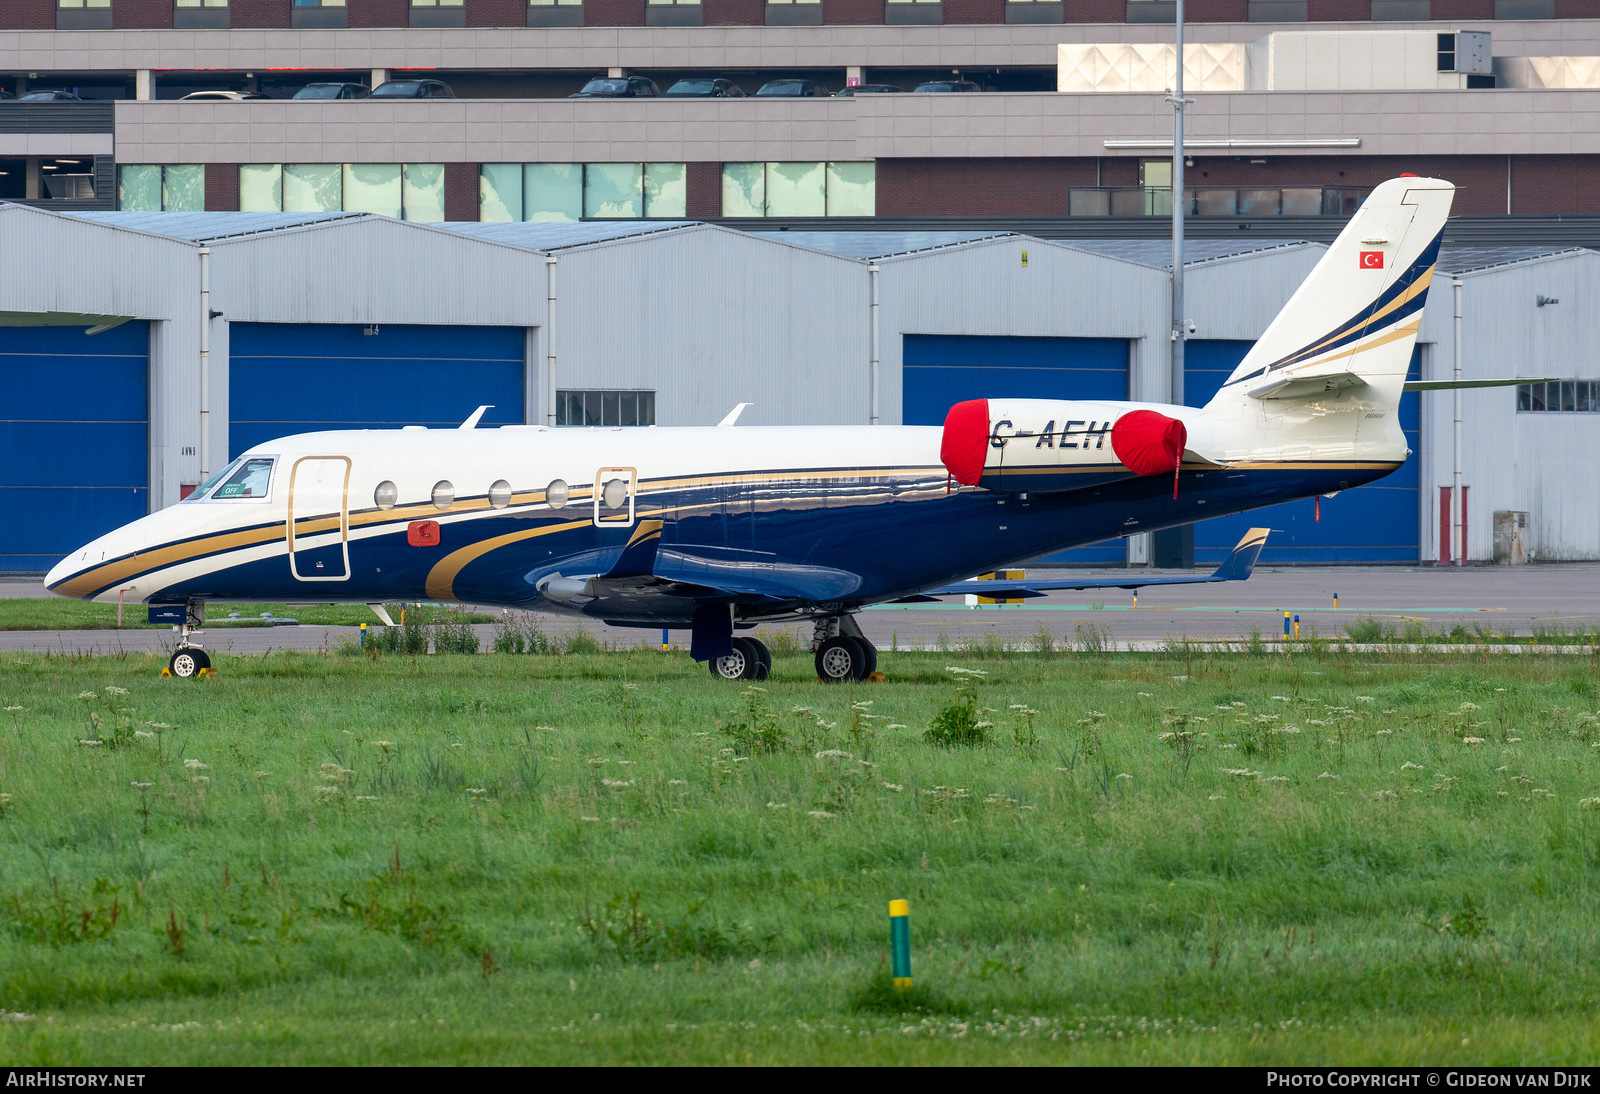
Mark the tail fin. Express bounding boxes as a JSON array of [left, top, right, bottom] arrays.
[[1212, 176, 1454, 406]]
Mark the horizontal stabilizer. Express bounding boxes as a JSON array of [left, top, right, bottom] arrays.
[[913, 527, 1270, 599], [1402, 377, 1554, 392]]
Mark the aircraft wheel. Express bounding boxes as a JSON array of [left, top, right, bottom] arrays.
[[169, 649, 206, 679], [857, 638, 878, 677], [709, 637, 760, 681], [747, 638, 772, 681], [815, 636, 867, 683]]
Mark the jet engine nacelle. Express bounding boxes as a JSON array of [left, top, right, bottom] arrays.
[[940, 398, 1188, 494]]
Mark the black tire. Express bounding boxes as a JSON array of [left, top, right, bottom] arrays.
[[857, 639, 878, 677], [815, 636, 866, 683], [194, 649, 211, 672], [708, 637, 758, 681], [170, 649, 202, 679], [748, 639, 772, 681]]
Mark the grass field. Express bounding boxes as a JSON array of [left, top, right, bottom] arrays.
[[2, 643, 1600, 1065], [0, 600, 495, 632]]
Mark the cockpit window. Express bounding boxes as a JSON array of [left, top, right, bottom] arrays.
[[212, 457, 275, 499]]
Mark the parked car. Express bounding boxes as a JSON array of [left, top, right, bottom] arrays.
[[755, 78, 830, 97], [178, 90, 265, 101], [292, 82, 371, 100], [913, 79, 982, 93], [662, 78, 745, 98], [833, 83, 904, 97], [570, 76, 660, 98], [16, 90, 82, 101], [370, 78, 456, 99]]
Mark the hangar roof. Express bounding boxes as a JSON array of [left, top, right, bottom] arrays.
[[63, 210, 364, 242], [435, 220, 694, 251], [1438, 244, 1594, 274], [1062, 239, 1316, 268], [751, 230, 1009, 260]]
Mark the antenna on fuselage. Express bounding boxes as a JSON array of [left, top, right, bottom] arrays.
[[718, 403, 753, 427], [459, 405, 493, 430]]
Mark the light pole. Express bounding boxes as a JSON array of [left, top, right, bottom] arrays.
[[1171, 0, 1196, 406]]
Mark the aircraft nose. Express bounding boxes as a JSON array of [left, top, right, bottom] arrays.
[[44, 522, 150, 600]]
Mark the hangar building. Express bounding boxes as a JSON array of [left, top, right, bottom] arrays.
[[0, 203, 1590, 572]]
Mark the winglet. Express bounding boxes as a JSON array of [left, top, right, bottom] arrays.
[[1208, 527, 1270, 582], [460, 405, 493, 430], [718, 403, 753, 427]]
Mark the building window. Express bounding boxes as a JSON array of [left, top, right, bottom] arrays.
[[411, 0, 465, 26], [767, 0, 821, 26], [885, 0, 941, 25], [1518, 381, 1600, 413], [57, 0, 111, 28], [528, 0, 583, 26], [175, 0, 230, 26], [1003, 0, 1061, 22], [647, 0, 702, 26], [557, 391, 656, 428], [118, 165, 206, 212], [292, 0, 347, 27], [721, 163, 876, 217], [479, 163, 687, 222], [238, 164, 445, 221]]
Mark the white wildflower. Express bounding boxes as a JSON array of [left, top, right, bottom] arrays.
[[1580, 798, 1600, 808], [814, 749, 854, 760], [78, 739, 101, 747], [1460, 702, 1480, 711], [3, 706, 21, 712], [886, 724, 907, 730], [766, 802, 788, 809], [183, 759, 209, 770], [667, 779, 687, 786], [144, 722, 170, 729], [1462, 737, 1486, 745], [75, 692, 97, 700], [600, 778, 634, 788], [130, 781, 154, 790], [1355, 696, 1374, 702], [882, 783, 904, 792], [1402, 762, 1424, 771], [355, 795, 378, 802], [1116, 773, 1133, 781], [807, 810, 837, 819], [1265, 775, 1289, 783], [465, 787, 487, 795], [580, 816, 599, 822], [1318, 772, 1340, 780], [1270, 696, 1290, 702]]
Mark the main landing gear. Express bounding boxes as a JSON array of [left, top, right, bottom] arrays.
[[167, 601, 210, 679], [812, 615, 878, 684], [709, 636, 772, 681]]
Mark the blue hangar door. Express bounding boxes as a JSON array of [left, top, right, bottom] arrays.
[[228, 324, 527, 458], [901, 334, 1130, 564], [1184, 340, 1422, 564], [0, 323, 149, 573]]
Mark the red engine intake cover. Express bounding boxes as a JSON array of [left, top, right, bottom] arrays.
[[940, 399, 990, 486], [1111, 410, 1188, 477]]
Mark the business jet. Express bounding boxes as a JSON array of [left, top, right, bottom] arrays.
[[48, 175, 1465, 682]]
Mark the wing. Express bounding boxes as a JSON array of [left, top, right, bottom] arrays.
[[904, 527, 1269, 601]]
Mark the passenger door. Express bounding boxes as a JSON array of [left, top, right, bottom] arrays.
[[287, 456, 351, 581]]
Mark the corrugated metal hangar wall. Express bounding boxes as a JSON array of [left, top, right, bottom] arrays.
[[0, 204, 1594, 572]]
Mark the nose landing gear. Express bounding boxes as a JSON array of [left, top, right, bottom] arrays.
[[166, 601, 211, 679], [812, 615, 877, 683]]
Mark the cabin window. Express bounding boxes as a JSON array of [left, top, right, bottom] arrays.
[[546, 480, 570, 509], [431, 481, 455, 510], [211, 457, 275, 500], [373, 480, 399, 510], [488, 480, 513, 509]]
